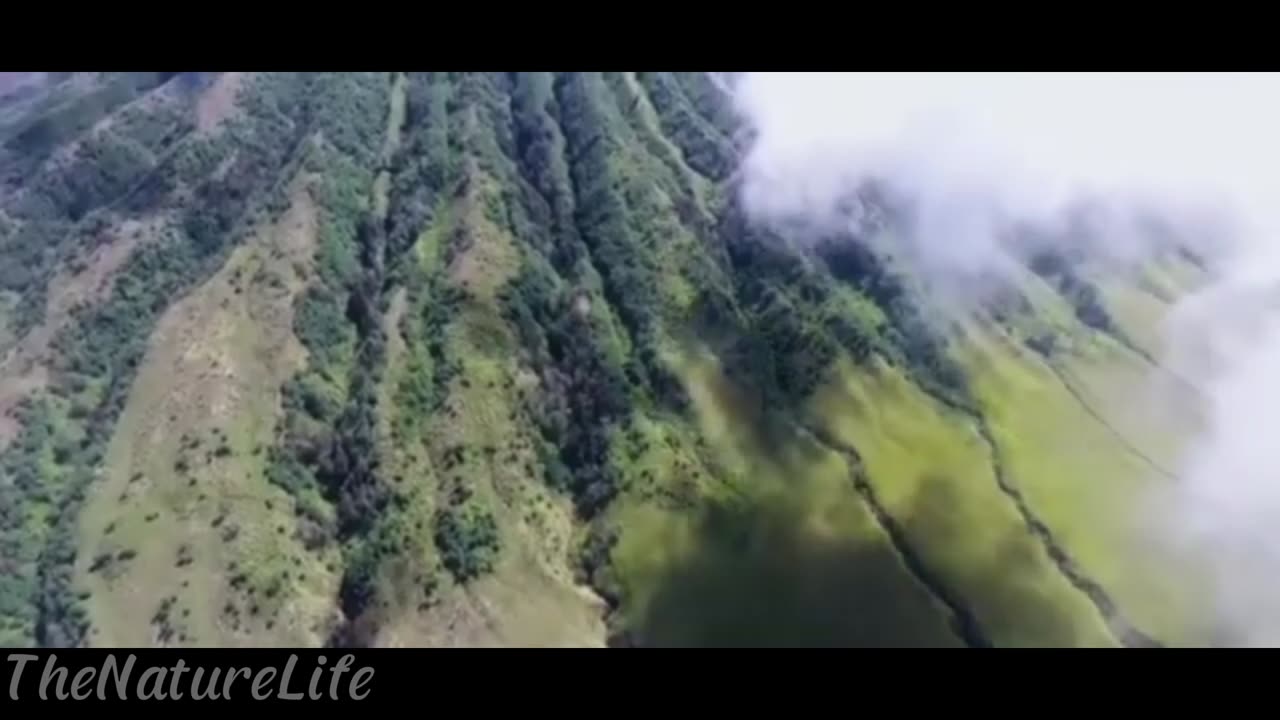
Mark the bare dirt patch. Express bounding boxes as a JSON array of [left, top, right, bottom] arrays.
[[0, 215, 164, 449], [197, 73, 248, 134]]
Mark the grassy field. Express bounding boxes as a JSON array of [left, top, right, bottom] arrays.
[[1052, 340, 1205, 484], [1098, 277, 1179, 361], [374, 164, 606, 647], [805, 355, 1117, 647], [608, 341, 963, 647], [956, 315, 1213, 645], [76, 180, 342, 647]]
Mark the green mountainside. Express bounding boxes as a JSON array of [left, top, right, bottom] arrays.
[[0, 72, 1213, 648]]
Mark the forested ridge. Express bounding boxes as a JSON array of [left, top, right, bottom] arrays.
[[0, 72, 1212, 648]]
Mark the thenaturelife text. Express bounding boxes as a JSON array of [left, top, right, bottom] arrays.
[[6, 653, 375, 701]]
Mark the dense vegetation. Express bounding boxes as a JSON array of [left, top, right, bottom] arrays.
[[0, 72, 1205, 648], [0, 72, 389, 647]]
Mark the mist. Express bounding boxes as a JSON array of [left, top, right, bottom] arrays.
[[730, 72, 1280, 646]]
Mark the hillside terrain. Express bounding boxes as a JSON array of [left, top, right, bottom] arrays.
[[0, 72, 1215, 647]]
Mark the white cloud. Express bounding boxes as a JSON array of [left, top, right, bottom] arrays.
[[732, 71, 1280, 645]]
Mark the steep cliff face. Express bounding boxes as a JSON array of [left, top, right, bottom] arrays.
[[0, 72, 1211, 648]]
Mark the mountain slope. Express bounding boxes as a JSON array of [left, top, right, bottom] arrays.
[[0, 72, 1212, 648]]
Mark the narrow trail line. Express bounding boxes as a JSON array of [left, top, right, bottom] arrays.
[[796, 422, 993, 649]]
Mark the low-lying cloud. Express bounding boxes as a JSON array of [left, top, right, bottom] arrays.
[[731, 71, 1280, 645]]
